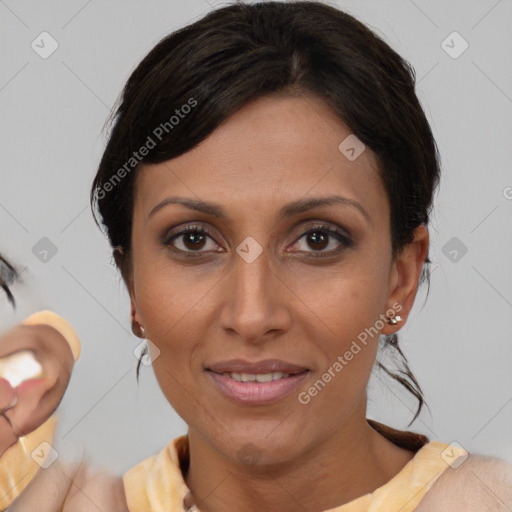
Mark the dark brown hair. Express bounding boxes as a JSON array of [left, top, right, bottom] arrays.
[[0, 254, 18, 307], [91, 1, 440, 425]]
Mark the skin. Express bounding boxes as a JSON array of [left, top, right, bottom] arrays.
[[122, 94, 429, 512], [0, 324, 74, 456]]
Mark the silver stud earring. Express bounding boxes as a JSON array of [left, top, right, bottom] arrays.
[[140, 325, 146, 338], [387, 315, 402, 325]]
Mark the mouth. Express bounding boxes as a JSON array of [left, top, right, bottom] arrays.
[[216, 371, 295, 382], [205, 359, 310, 405]]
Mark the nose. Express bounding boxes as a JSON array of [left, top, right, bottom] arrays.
[[218, 243, 292, 345]]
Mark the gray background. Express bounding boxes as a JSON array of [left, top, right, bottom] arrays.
[[1, 0, 511, 475]]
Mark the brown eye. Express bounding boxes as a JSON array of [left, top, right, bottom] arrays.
[[306, 231, 329, 251], [291, 224, 353, 257], [163, 225, 223, 254], [182, 231, 207, 250]]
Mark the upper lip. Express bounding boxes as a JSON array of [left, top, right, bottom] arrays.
[[206, 359, 308, 375]]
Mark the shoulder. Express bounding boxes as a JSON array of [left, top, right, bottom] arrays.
[[416, 452, 512, 511]]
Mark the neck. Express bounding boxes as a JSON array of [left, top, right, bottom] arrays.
[[184, 407, 415, 512]]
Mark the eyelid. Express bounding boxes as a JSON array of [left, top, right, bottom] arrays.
[[292, 221, 352, 242], [162, 220, 353, 255], [162, 223, 223, 248], [287, 223, 353, 256]]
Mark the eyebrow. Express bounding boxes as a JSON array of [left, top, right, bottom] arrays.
[[148, 195, 371, 224]]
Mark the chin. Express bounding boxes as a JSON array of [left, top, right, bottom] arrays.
[[216, 425, 306, 468]]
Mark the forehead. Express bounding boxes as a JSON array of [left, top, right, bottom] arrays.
[[134, 95, 387, 224]]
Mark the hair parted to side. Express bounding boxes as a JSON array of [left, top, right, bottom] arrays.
[[91, 1, 441, 425]]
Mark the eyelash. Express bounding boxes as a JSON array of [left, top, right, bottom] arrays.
[[162, 223, 353, 259]]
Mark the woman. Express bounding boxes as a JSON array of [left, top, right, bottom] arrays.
[[1, 2, 511, 510]]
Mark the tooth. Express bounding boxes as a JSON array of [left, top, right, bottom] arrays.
[[255, 373, 273, 383], [223, 372, 292, 382]]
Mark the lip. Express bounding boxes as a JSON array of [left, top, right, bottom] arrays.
[[206, 369, 310, 405], [206, 359, 308, 375]]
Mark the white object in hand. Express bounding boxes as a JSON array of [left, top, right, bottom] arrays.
[[0, 350, 44, 388]]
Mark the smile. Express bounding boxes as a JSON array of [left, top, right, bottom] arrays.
[[221, 372, 290, 382], [206, 369, 310, 405]]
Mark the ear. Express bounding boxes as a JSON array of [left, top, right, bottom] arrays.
[[113, 247, 144, 338], [381, 224, 429, 335]]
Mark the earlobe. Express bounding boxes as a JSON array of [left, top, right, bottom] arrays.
[[381, 224, 429, 335]]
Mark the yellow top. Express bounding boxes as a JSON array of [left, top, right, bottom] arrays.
[[0, 415, 59, 509], [1, 417, 467, 512], [0, 311, 469, 511], [123, 433, 467, 512]]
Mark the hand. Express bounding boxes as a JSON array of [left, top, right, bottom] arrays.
[[0, 376, 18, 454], [0, 321, 75, 456]]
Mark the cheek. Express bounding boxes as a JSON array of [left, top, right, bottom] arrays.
[[291, 260, 388, 402], [296, 281, 383, 426], [135, 263, 215, 351], [295, 262, 388, 345], [133, 264, 209, 403]]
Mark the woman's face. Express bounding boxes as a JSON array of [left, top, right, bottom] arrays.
[[127, 95, 426, 465]]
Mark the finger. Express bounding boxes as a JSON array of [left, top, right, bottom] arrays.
[[0, 377, 16, 409]]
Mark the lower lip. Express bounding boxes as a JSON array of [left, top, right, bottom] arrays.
[[206, 370, 310, 405]]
